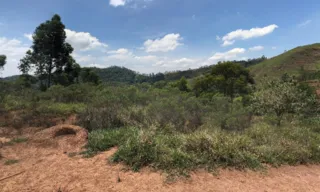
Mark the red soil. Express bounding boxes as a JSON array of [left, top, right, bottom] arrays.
[[1, 125, 320, 192]]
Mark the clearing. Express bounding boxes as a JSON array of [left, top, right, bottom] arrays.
[[1, 124, 320, 192]]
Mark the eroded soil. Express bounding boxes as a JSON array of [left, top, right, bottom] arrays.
[[1, 126, 320, 192]]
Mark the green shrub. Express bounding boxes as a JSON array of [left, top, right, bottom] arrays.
[[183, 131, 261, 169], [87, 127, 138, 152], [45, 84, 95, 103], [112, 130, 159, 171], [144, 96, 203, 133], [79, 106, 124, 131], [37, 102, 86, 115]]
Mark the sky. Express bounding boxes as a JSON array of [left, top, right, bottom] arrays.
[[0, 0, 320, 77]]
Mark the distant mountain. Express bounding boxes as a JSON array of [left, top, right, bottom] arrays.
[[250, 43, 320, 81], [0, 75, 20, 82], [4, 51, 301, 85]]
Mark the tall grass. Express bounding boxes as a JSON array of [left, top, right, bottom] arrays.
[[86, 120, 320, 175]]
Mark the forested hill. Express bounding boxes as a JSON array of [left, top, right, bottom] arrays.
[[1, 56, 266, 84], [164, 56, 266, 81], [91, 66, 137, 84], [1, 75, 20, 82], [89, 56, 266, 83]]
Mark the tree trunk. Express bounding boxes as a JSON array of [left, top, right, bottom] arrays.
[[47, 61, 52, 88]]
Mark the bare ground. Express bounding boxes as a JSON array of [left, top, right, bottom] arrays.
[[1, 126, 320, 192]]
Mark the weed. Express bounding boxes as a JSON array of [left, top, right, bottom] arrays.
[[3, 137, 28, 146], [4, 159, 19, 165]]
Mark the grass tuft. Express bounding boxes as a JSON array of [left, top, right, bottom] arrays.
[[4, 159, 19, 165]]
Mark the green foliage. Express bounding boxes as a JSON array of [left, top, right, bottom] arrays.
[[93, 66, 137, 84], [88, 122, 320, 175], [250, 43, 320, 81], [144, 96, 203, 133], [37, 102, 86, 115], [251, 78, 316, 126], [15, 74, 38, 88], [176, 77, 189, 92], [193, 62, 254, 99], [0, 55, 6, 70], [80, 68, 101, 85], [18, 14, 79, 88], [45, 84, 95, 103], [112, 130, 159, 171], [87, 127, 138, 152], [2, 70, 320, 176]]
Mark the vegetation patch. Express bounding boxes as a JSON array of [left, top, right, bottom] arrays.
[[4, 159, 19, 165], [1, 14, 320, 178], [3, 137, 28, 146]]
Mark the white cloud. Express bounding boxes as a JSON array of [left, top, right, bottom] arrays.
[[65, 29, 108, 51], [206, 48, 246, 64], [216, 35, 221, 40], [154, 58, 196, 68], [298, 20, 311, 27], [110, 0, 126, 7], [143, 33, 182, 53], [221, 24, 278, 46], [249, 45, 264, 51], [0, 37, 29, 77], [222, 40, 235, 47], [272, 46, 277, 50], [88, 63, 105, 68], [107, 48, 130, 55], [23, 29, 108, 52], [24, 33, 33, 41], [109, 0, 152, 8], [73, 45, 200, 73]]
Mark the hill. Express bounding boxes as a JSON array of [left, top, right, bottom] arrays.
[[163, 56, 266, 81], [0, 75, 20, 82], [91, 66, 138, 84], [250, 43, 320, 80]]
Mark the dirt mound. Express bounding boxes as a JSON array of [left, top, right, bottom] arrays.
[[0, 137, 10, 144], [31, 124, 88, 151]]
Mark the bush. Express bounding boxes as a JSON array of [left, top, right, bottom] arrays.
[[112, 130, 159, 171], [183, 131, 260, 169], [87, 127, 138, 152], [79, 106, 124, 131], [45, 84, 95, 103], [144, 96, 203, 133]]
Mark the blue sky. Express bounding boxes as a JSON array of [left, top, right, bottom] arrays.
[[0, 0, 320, 77]]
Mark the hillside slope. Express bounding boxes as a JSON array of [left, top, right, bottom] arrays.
[[250, 43, 320, 80]]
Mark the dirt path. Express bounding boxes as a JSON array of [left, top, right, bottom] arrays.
[[1, 127, 320, 192]]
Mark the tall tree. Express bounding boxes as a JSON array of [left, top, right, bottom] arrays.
[[18, 14, 77, 88], [177, 76, 189, 92], [0, 55, 6, 71], [193, 62, 254, 99], [251, 78, 315, 126], [80, 68, 101, 85]]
